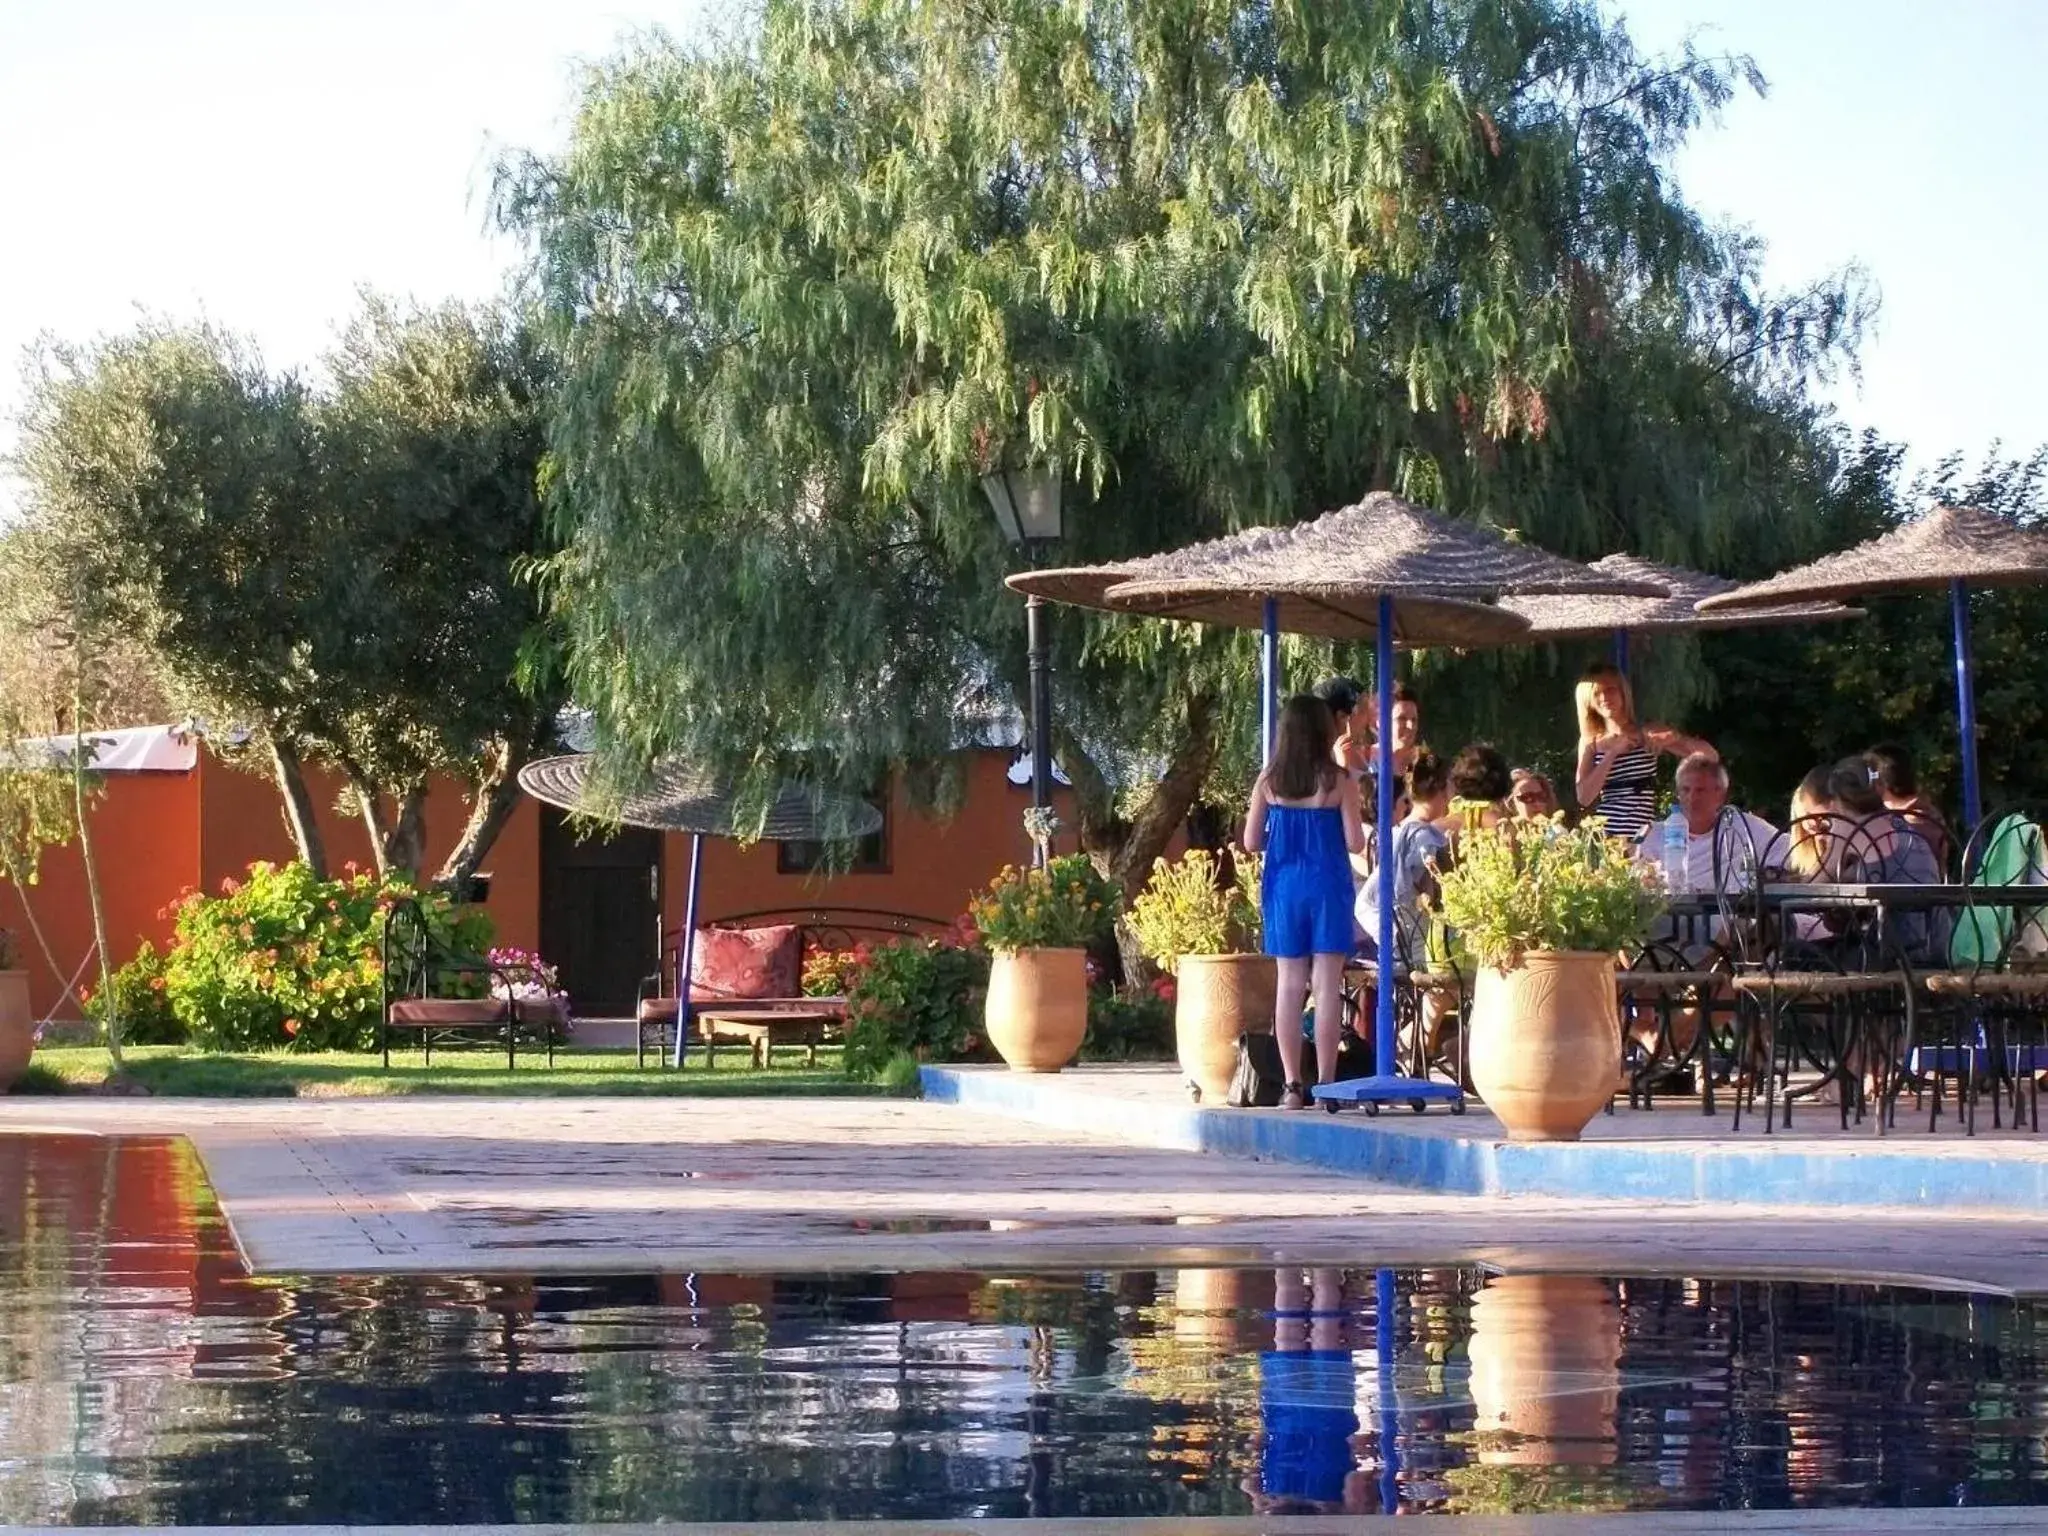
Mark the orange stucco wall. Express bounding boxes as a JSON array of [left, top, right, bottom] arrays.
[[0, 771, 200, 1020], [676, 751, 1073, 927], [5, 743, 1081, 1020]]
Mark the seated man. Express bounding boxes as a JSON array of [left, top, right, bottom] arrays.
[[1631, 753, 1776, 1065], [1673, 753, 1778, 891]]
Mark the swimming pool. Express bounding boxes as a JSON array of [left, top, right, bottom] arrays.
[[3, 1133, 2045, 1522]]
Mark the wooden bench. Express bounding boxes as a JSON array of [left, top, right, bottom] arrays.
[[381, 898, 566, 1068], [636, 907, 947, 1068]]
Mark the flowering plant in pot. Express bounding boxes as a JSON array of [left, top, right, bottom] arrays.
[[967, 854, 1121, 1071], [1436, 820, 1665, 1140], [1126, 848, 1273, 1103]]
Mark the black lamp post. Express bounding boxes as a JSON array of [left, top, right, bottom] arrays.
[[982, 467, 1063, 865]]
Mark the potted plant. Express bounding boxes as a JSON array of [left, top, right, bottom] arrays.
[[968, 854, 1121, 1071], [1465, 1275, 1622, 1469], [1436, 821, 1664, 1140], [1126, 847, 1273, 1103], [0, 928, 32, 1090]]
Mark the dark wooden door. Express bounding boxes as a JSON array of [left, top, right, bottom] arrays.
[[539, 809, 663, 1017]]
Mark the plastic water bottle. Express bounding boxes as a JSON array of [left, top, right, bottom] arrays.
[[1733, 835, 1759, 894], [1661, 814, 1689, 894]]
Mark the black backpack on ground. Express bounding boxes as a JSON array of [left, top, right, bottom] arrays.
[[1225, 1029, 1372, 1107]]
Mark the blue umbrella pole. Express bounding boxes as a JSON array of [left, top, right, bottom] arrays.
[[1952, 579, 1984, 830], [1314, 594, 1462, 1111], [1260, 598, 1280, 760], [1376, 1266, 1401, 1515], [670, 831, 704, 1070], [1612, 628, 1631, 677]]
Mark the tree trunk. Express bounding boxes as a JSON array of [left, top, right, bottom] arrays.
[[351, 778, 427, 881], [433, 735, 533, 899], [1069, 692, 1222, 986], [385, 786, 428, 881], [354, 779, 392, 878], [71, 703, 121, 1068], [269, 738, 327, 878]]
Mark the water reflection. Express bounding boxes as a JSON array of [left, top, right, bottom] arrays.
[[2, 1134, 2047, 1522]]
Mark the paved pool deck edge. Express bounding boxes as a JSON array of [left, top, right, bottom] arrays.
[[920, 1066, 2048, 1213]]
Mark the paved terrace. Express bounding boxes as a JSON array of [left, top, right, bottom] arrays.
[[6, 1093, 2048, 1293]]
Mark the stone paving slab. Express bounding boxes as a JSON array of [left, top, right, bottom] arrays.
[[21, 1514, 2048, 1533], [7, 1096, 2048, 1293]]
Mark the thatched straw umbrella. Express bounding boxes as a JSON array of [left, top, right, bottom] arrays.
[[1019, 491, 1664, 1113], [1696, 505, 2048, 827], [518, 755, 884, 1067], [1504, 553, 1863, 672]]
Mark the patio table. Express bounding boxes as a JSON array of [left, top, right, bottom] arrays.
[[1668, 883, 2047, 915]]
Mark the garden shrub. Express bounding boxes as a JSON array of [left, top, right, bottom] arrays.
[[840, 937, 990, 1081], [165, 861, 492, 1053], [84, 939, 185, 1045], [1081, 988, 1175, 1061]]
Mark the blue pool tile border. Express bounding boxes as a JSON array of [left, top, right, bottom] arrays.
[[919, 1065, 2047, 1212]]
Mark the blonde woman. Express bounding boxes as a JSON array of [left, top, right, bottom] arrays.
[[1781, 766, 1837, 880], [1573, 663, 1715, 842], [1777, 766, 1839, 948]]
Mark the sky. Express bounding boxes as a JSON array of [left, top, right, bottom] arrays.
[[1, 0, 2042, 515]]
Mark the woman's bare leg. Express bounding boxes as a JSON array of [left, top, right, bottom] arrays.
[[1274, 955, 1310, 1096]]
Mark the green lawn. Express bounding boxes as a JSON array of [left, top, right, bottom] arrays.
[[17, 1044, 897, 1099]]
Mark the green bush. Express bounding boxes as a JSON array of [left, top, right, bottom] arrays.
[[1081, 989, 1174, 1061], [166, 861, 491, 1053], [878, 1051, 924, 1096], [840, 938, 990, 1081], [84, 940, 185, 1045]]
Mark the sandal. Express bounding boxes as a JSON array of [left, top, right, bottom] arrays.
[[1280, 1081, 1307, 1111]]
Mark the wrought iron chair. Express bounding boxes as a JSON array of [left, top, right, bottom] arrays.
[[379, 898, 562, 1068], [1912, 807, 2048, 1133], [1621, 805, 1771, 1114], [1725, 814, 1927, 1134]]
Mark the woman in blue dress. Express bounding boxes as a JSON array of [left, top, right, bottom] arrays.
[[1243, 695, 1366, 1109]]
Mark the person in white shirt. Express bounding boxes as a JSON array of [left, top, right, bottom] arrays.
[[1632, 753, 1775, 1071], [1663, 753, 1778, 896]]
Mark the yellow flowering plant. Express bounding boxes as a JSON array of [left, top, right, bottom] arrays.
[[968, 853, 1122, 952], [1125, 847, 1262, 973], [1435, 819, 1665, 971]]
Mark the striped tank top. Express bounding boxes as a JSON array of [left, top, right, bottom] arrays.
[[1590, 741, 1658, 841]]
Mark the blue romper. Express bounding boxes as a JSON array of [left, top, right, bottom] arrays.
[[1262, 803, 1356, 959]]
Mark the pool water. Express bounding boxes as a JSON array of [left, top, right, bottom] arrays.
[[4, 1133, 2047, 1523]]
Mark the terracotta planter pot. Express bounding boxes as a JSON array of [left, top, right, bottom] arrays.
[[1172, 1267, 1246, 1351], [0, 970, 33, 1091], [984, 946, 1088, 1071], [1173, 953, 1276, 1103], [1467, 1274, 1621, 1466], [1468, 950, 1620, 1141]]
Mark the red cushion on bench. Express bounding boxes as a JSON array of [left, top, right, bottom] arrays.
[[390, 998, 510, 1026], [690, 924, 801, 1000]]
